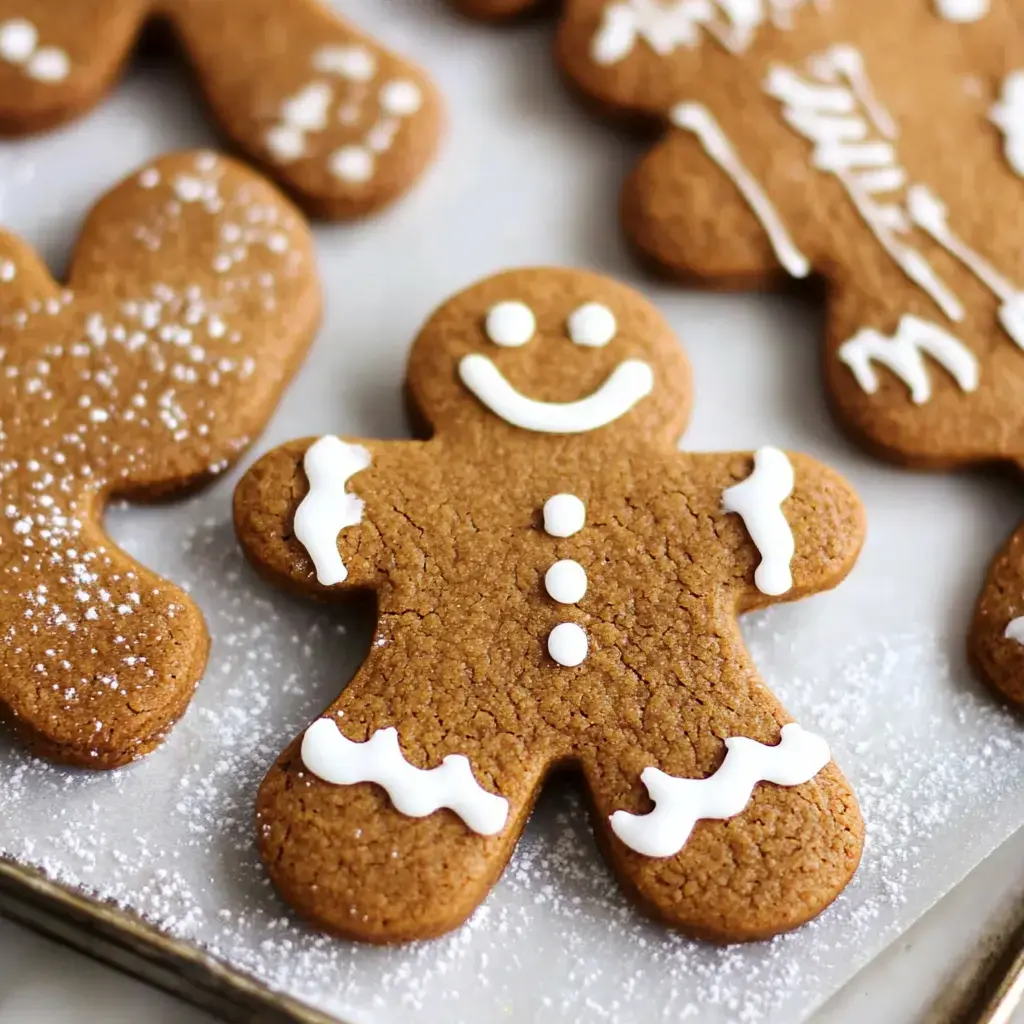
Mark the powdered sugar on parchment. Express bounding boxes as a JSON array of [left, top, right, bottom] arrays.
[[1, 505, 1024, 1023]]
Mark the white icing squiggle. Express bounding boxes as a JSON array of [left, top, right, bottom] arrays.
[[671, 102, 810, 278], [722, 447, 795, 597], [459, 354, 654, 433], [765, 47, 965, 324], [293, 436, 372, 586], [935, 0, 989, 21], [1005, 617, 1024, 644], [991, 72, 1024, 179], [838, 315, 979, 405], [907, 186, 1024, 349], [301, 719, 509, 836], [609, 723, 830, 857]]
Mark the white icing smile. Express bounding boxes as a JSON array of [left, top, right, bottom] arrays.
[[458, 354, 654, 434]]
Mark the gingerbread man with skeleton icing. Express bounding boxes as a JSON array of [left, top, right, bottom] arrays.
[[235, 267, 865, 942], [454, 0, 1024, 706], [0, 0, 441, 218]]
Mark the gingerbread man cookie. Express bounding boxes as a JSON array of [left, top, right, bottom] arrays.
[[0, 1, 441, 219], [0, 150, 319, 767], [235, 267, 865, 943]]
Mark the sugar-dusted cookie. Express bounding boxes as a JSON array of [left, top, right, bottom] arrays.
[[0, 151, 319, 767], [0, 1, 442, 219], [234, 266, 865, 943]]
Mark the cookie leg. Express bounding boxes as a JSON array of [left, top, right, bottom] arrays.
[[582, 731, 862, 942], [257, 718, 542, 942], [0, 1, 145, 134], [971, 521, 1024, 705]]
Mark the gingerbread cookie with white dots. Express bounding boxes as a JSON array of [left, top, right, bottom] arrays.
[[0, 0, 442, 219], [0, 150, 319, 767], [234, 266, 866, 943]]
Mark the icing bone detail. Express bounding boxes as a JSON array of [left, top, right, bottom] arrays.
[[672, 102, 810, 278], [293, 435, 372, 585], [838, 315, 980, 405], [458, 353, 654, 433], [609, 724, 831, 857], [991, 71, 1024, 179], [764, 47, 964, 323], [722, 447, 796, 596], [301, 719, 510, 836], [590, 0, 826, 64]]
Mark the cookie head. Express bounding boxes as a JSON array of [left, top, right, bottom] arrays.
[[406, 267, 692, 445]]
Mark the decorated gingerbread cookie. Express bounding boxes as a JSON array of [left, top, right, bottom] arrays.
[[234, 267, 865, 943], [0, 1, 441, 219], [0, 150, 319, 767]]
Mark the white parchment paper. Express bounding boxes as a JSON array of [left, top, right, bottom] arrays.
[[1, 3, 1024, 1021]]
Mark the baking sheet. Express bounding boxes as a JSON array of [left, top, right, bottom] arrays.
[[2, 3, 1024, 1021]]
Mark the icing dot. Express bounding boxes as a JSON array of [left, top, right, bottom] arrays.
[[380, 80, 423, 116], [26, 46, 69, 83], [548, 622, 588, 667], [281, 82, 333, 131], [568, 302, 617, 347], [1005, 617, 1024, 644], [313, 44, 377, 82], [266, 124, 306, 162], [138, 168, 161, 189], [0, 19, 37, 64], [543, 494, 585, 537], [544, 560, 587, 605], [329, 145, 375, 183], [485, 301, 535, 348]]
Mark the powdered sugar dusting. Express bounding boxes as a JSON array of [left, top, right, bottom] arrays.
[[0, 151, 310, 762], [1, 508, 1023, 1022]]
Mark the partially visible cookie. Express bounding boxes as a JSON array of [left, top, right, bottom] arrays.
[[236, 266, 865, 944], [0, 150, 320, 767], [0, 0, 442, 219]]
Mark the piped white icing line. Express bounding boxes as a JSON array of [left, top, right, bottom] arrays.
[[459, 354, 654, 434], [0, 19, 69, 82], [991, 72, 1024, 179], [293, 436, 372, 586], [609, 723, 830, 858], [301, 719, 509, 836], [671, 102, 810, 279], [590, 0, 825, 63], [543, 494, 586, 537], [722, 447, 795, 597], [545, 559, 588, 604], [765, 47, 965, 325], [907, 185, 1024, 349], [265, 44, 422, 184], [1005, 617, 1024, 644], [838, 315, 979, 405], [486, 301, 536, 347], [548, 621, 589, 666], [568, 303, 617, 347], [935, 0, 989, 21]]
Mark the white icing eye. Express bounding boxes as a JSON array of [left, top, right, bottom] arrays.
[[567, 302, 616, 347], [485, 301, 535, 348]]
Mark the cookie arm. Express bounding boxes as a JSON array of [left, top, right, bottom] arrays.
[[679, 449, 865, 612], [0, 0, 144, 135], [169, 0, 442, 219], [234, 437, 420, 598]]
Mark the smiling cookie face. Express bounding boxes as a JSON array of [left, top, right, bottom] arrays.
[[406, 267, 692, 446]]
